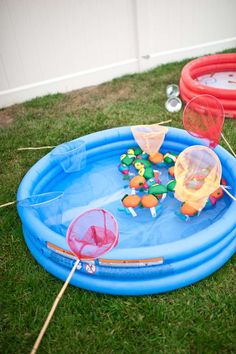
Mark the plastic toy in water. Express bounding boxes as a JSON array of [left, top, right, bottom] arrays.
[[177, 202, 199, 221], [204, 186, 224, 210], [168, 166, 175, 178], [127, 147, 142, 156], [120, 153, 135, 166], [167, 179, 176, 193], [138, 166, 155, 179], [141, 194, 159, 217], [137, 152, 149, 160], [121, 194, 141, 217], [164, 152, 178, 165], [148, 152, 164, 165], [133, 158, 152, 170], [118, 163, 130, 175], [129, 176, 146, 194], [143, 172, 161, 189], [148, 183, 168, 202]]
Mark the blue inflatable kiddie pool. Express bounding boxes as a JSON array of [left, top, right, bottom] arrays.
[[17, 127, 236, 296]]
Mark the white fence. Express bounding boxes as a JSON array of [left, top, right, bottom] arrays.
[[0, 0, 236, 108]]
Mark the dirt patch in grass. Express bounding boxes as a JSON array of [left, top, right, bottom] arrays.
[[0, 109, 14, 128]]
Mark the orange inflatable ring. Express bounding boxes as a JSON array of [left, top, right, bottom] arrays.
[[180, 53, 236, 119]]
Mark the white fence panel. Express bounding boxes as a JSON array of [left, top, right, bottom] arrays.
[[0, 0, 235, 107]]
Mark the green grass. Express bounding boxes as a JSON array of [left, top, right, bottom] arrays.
[[1, 49, 236, 354]]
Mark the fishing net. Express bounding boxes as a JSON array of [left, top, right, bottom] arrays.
[[174, 146, 222, 211], [66, 209, 119, 260], [183, 95, 224, 148], [131, 124, 168, 155]]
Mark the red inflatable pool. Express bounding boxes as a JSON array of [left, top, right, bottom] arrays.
[[180, 53, 236, 119]]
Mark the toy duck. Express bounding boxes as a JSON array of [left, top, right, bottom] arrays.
[[164, 152, 178, 165], [121, 194, 141, 217], [148, 183, 168, 202], [129, 176, 146, 194], [141, 194, 159, 217]]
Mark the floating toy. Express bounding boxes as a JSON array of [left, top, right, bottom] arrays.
[[141, 194, 159, 217], [168, 166, 175, 178], [148, 183, 167, 202], [164, 152, 178, 165], [204, 186, 224, 210], [138, 166, 154, 179], [177, 202, 199, 221], [120, 153, 135, 166], [133, 158, 152, 170], [129, 176, 146, 194], [17, 127, 236, 296], [179, 53, 236, 119], [127, 147, 142, 156], [118, 163, 130, 175], [167, 179, 176, 193], [121, 194, 141, 217], [143, 172, 161, 189], [137, 152, 149, 160], [149, 152, 164, 166]]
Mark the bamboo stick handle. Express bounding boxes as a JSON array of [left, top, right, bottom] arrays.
[[0, 201, 16, 208], [221, 133, 236, 158], [30, 259, 80, 354]]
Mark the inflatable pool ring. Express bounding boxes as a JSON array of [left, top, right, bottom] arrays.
[[141, 194, 159, 217], [121, 194, 141, 217], [168, 166, 175, 178], [17, 126, 236, 296], [164, 152, 178, 165], [148, 152, 164, 165], [179, 53, 236, 119], [129, 176, 146, 194]]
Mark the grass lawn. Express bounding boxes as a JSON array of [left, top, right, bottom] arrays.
[[1, 49, 236, 354]]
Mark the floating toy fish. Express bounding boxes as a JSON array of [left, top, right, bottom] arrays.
[[178, 202, 199, 221], [141, 194, 159, 217], [121, 194, 141, 217], [148, 183, 168, 202], [164, 152, 178, 165], [129, 176, 146, 194], [204, 186, 224, 209]]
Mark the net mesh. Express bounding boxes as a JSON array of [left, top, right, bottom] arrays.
[[174, 146, 222, 210], [66, 209, 119, 260], [131, 124, 168, 155], [183, 95, 224, 148]]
